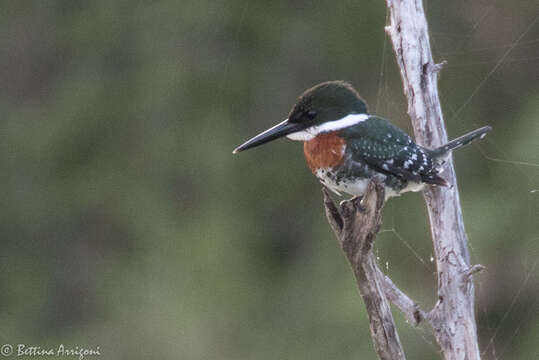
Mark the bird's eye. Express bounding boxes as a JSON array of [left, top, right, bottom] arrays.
[[306, 110, 317, 119]]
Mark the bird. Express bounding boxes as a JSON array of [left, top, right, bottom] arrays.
[[232, 81, 491, 199]]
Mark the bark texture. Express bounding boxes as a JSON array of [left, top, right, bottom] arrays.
[[321, 1, 483, 359], [384, 0, 482, 358], [323, 183, 405, 360]]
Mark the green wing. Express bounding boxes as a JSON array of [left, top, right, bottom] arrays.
[[342, 116, 445, 185], [342, 116, 414, 158]]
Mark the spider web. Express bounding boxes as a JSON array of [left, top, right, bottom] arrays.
[[376, 6, 539, 359], [223, 2, 539, 357]]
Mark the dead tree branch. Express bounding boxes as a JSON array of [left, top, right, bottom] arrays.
[[323, 183, 406, 360], [384, 0, 483, 358], [321, 1, 484, 358], [378, 270, 426, 327]]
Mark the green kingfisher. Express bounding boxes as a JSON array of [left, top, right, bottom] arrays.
[[233, 81, 491, 199]]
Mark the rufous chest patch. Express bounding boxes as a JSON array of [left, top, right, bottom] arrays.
[[303, 132, 346, 172]]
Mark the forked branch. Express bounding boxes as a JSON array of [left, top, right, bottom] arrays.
[[322, 1, 484, 358]]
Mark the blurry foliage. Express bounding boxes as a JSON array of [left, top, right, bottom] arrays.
[[0, 1, 538, 359]]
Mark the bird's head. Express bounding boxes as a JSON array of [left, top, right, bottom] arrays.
[[233, 81, 369, 153]]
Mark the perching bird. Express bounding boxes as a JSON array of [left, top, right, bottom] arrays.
[[233, 81, 491, 199]]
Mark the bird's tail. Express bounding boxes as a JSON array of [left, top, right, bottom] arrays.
[[430, 126, 492, 158]]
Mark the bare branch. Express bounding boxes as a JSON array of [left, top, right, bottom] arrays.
[[322, 187, 343, 237], [322, 2, 483, 358], [323, 182, 406, 360], [325, 185, 428, 329], [463, 264, 485, 279], [378, 270, 427, 327], [384, 0, 482, 358]]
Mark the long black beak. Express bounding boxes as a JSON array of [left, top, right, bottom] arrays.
[[232, 119, 305, 154]]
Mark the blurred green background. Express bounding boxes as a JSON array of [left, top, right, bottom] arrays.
[[1, 1, 538, 359]]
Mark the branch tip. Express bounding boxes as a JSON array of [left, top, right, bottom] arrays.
[[413, 306, 426, 326], [430, 60, 447, 73], [464, 264, 485, 279], [321, 187, 343, 236]]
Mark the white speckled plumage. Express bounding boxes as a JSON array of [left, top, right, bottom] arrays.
[[315, 166, 426, 200]]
